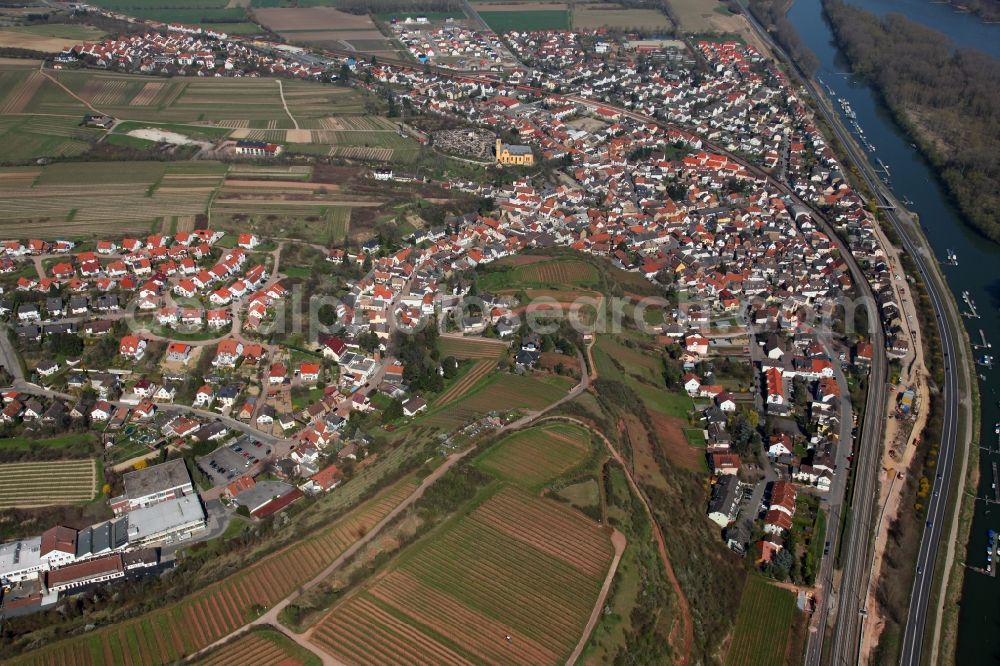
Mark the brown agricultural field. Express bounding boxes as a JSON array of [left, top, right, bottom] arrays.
[[668, 0, 761, 47], [648, 409, 703, 471], [572, 4, 673, 30], [0, 31, 85, 52], [254, 7, 376, 31]]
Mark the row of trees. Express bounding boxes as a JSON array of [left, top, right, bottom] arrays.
[[824, 0, 1000, 244], [747, 0, 819, 75]]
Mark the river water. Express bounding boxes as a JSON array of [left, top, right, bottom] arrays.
[[784, 0, 1000, 661]]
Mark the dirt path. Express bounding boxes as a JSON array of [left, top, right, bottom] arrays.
[[535, 415, 694, 666], [276, 79, 299, 130], [860, 215, 931, 663], [39, 64, 102, 115], [566, 528, 627, 666]]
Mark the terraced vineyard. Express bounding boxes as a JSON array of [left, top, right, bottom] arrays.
[[474, 422, 590, 489], [10, 476, 419, 666], [309, 487, 614, 665], [0, 459, 96, 508]]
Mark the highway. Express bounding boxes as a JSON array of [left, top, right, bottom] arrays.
[[734, 6, 967, 665]]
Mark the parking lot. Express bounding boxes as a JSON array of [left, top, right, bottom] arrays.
[[197, 435, 272, 485]]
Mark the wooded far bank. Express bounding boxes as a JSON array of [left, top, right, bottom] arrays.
[[823, 0, 1000, 244]]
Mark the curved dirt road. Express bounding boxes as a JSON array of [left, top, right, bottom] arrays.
[[536, 414, 694, 666]]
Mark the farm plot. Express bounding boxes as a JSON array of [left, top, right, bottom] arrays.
[[433, 359, 495, 408], [424, 373, 573, 429], [228, 164, 313, 180], [129, 80, 167, 106], [210, 203, 356, 245], [255, 7, 393, 53], [667, 0, 749, 36], [479, 257, 600, 294], [0, 459, 96, 508], [725, 575, 798, 666], [439, 335, 507, 360], [27, 69, 366, 125], [10, 476, 420, 666], [594, 335, 663, 382], [309, 486, 613, 665], [316, 130, 420, 163], [0, 24, 105, 48], [0, 70, 45, 114], [195, 628, 321, 666], [0, 161, 224, 237], [85, 0, 260, 32], [0, 115, 102, 163], [474, 422, 590, 489], [475, 4, 570, 31], [572, 3, 674, 30], [515, 258, 598, 285]]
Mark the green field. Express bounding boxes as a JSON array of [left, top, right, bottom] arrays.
[[479, 257, 599, 292], [0, 432, 97, 451], [594, 335, 663, 383], [2, 24, 107, 40], [479, 9, 570, 31], [422, 373, 574, 429], [475, 422, 591, 489], [726, 576, 798, 666], [0, 114, 103, 163], [629, 378, 694, 419], [83, 0, 263, 32], [211, 204, 355, 245]]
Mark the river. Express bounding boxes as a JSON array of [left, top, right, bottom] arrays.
[[784, 0, 1000, 662]]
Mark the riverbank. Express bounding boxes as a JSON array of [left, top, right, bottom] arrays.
[[941, 0, 1000, 23], [821, 0, 1000, 245]]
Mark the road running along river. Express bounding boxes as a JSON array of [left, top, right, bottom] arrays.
[[784, 0, 1000, 662]]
